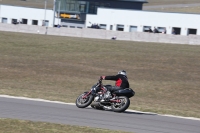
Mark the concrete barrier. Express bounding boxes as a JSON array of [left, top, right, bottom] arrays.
[[106, 30, 131, 41], [82, 28, 106, 39], [38, 27, 46, 34], [169, 35, 189, 44], [0, 24, 19, 32], [0, 23, 199, 45], [188, 35, 200, 45], [65, 28, 82, 37], [47, 27, 60, 36]]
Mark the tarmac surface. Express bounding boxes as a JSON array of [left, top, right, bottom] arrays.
[[0, 95, 200, 133]]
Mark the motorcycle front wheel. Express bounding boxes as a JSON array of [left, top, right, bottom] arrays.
[[111, 96, 130, 112], [76, 92, 94, 108]]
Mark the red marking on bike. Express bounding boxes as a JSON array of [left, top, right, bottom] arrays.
[[82, 91, 91, 99], [110, 99, 121, 103]]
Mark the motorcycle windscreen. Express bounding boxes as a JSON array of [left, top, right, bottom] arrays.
[[113, 88, 135, 98]]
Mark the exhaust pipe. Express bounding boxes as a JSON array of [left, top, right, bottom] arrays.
[[91, 102, 100, 107]]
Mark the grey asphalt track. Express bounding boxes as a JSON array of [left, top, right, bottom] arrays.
[[0, 96, 200, 133]]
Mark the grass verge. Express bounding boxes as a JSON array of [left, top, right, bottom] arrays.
[[0, 118, 131, 133], [145, 0, 200, 5], [1, 0, 200, 13], [144, 0, 200, 13], [0, 31, 200, 119]]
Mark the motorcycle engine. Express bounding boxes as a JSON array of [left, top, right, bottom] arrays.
[[94, 96, 99, 102], [94, 94, 103, 102]]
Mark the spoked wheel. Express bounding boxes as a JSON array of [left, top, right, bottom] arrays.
[[111, 96, 130, 112], [76, 93, 93, 108]]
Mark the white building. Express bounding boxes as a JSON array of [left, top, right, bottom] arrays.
[[0, 3, 200, 36], [86, 8, 200, 36], [0, 5, 58, 27]]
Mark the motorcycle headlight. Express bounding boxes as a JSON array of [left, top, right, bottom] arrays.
[[91, 87, 96, 91]]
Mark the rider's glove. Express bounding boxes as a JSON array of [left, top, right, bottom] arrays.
[[100, 76, 105, 80]]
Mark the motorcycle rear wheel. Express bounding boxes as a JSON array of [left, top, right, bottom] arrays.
[[111, 96, 130, 112], [76, 93, 93, 108]]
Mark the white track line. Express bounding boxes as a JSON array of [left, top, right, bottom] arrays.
[[0, 95, 200, 121]]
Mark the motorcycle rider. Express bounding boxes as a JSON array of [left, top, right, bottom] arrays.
[[100, 70, 129, 101]]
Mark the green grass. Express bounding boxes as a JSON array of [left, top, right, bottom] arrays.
[[0, 118, 131, 133], [1, 0, 200, 13], [147, 6, 200, 14], [0, 31, 200, 119], [145, 6, 200, 14], [144, 0, 200, 14], [144, 0, 200, 13], [0, 0, 54, 9], [146, 0, 200, 5]]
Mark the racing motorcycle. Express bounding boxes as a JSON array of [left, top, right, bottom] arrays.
[[75, 79, 135, 112]]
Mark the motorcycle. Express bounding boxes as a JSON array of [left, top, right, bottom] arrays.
[[75, 79, 135, 112]]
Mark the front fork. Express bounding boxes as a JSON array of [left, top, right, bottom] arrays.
[[82, 90, 92, 99]]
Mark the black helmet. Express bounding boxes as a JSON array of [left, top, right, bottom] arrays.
[[118, 70, 126, 76]]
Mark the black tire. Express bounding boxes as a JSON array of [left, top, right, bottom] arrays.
[[76, 93, 94, 108], [111, 96, 130, 112]]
